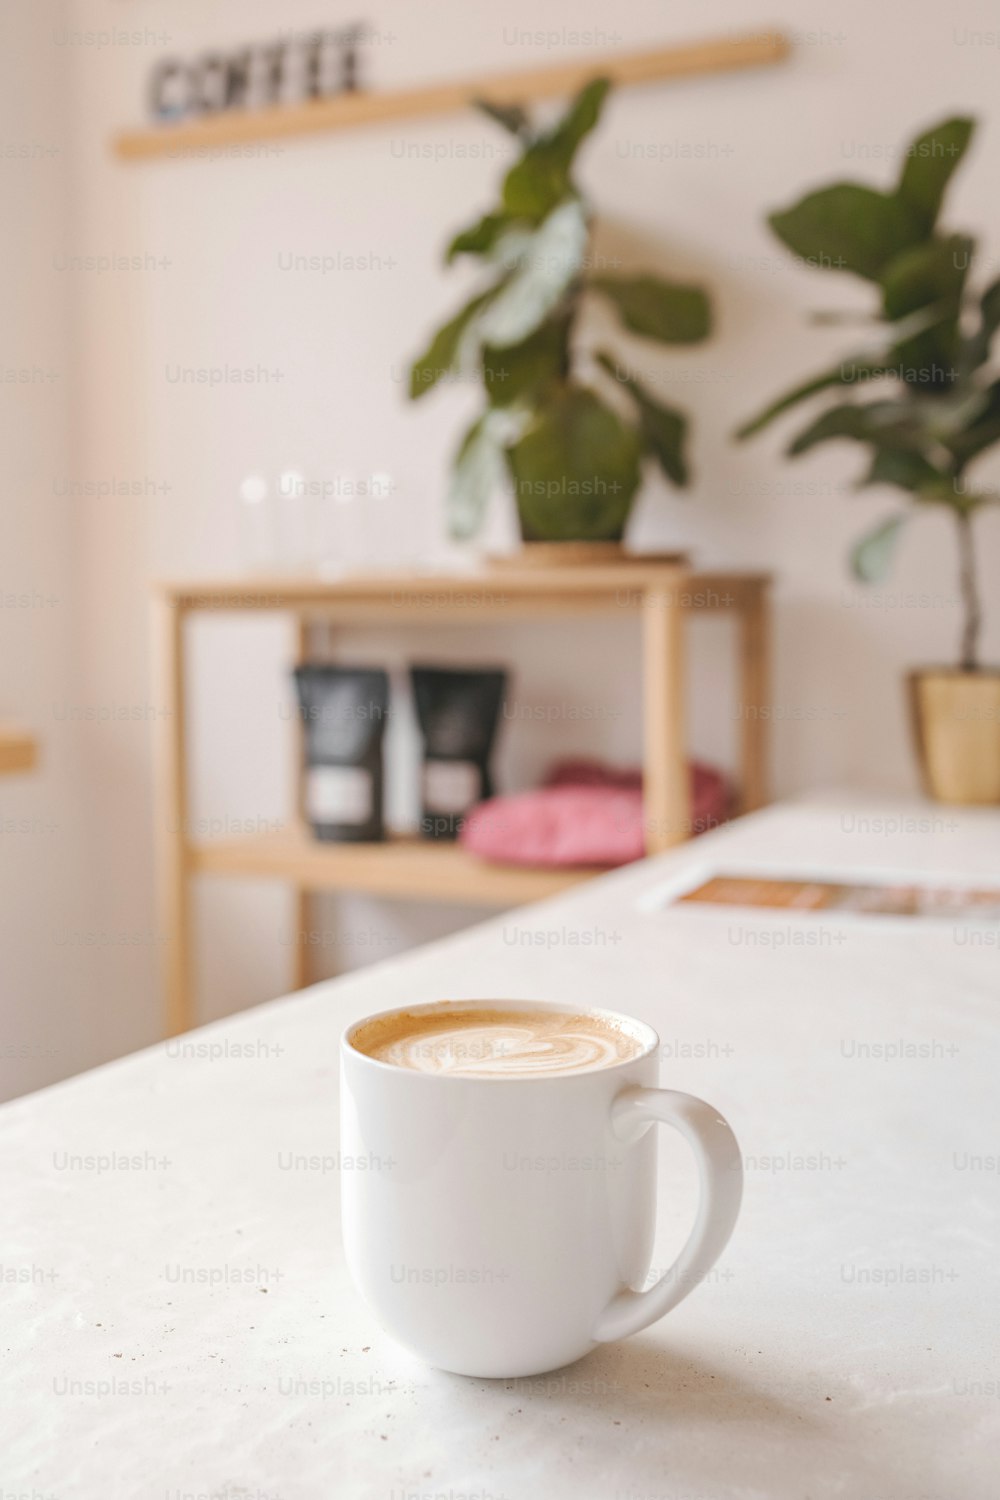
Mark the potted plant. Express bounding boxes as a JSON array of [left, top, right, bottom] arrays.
[[407, 79, 712, 556], [738, 115, 1000, 804]]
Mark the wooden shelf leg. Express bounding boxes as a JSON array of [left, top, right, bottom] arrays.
[[152, 595, 194, 1036], [291, 615, 312, 991], [643, 582, 688, 854], [738, 588, 771, 813], [291, 889, 312, 990]]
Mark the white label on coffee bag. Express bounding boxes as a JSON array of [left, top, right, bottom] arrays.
[[423, 759, 480, 816], [307, 765, 372, 825]]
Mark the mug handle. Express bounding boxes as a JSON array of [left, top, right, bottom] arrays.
[[593, 1086, 743, 1343]]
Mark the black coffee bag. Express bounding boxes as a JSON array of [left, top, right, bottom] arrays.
[[411, 665, 507, 840], [294, 666, 389, 842]]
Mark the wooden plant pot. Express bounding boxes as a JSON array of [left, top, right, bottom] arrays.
[[909, 668, 1000, 805], [491, 541, 626, 568], [489, 543, 687, 569]]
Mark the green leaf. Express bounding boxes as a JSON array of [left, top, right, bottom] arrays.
[[501, 77, 610, 222], [897, 117, 975, 231], [735, 358, 888, 439], [551, 77, 611, 157], [788, 403, 879, 455], [502, 150, 573, 223], [596, 352, 688, 485], [408, 289, 496, 399], [788, 399, 921, 456], [850, 515, 907, 582], [961, 274, 1000, 371], [980, 276, 1000, 344], [945, 377, 1000, 465], [506, 384, 642, 540], [446, 213, 514, 264], [478, 199, 587, 348], [856, 447, 947, 492], [923, 384, 995, 441], [591, 274, 711, 344], [446, 414, 506, 539], [637, 399, 688, 487], [768, 184, 924, 281], [483, 316, 569, 407], [473, 98, 531, 138], [889, 319, 963, 393], [880, 236, 970, 320], [880, 235, 970, 390]]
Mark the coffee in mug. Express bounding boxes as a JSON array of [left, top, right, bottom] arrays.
[[340, 999, 742, 1378], [351, 1005, 645, 1076]]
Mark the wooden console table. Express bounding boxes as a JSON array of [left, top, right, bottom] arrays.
[[152, 565, 771, 1035]]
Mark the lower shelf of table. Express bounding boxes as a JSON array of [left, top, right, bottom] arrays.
[[189, 830, 603, 906]]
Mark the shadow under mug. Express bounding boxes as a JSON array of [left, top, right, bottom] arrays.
[[340, 999, 743, 1378]]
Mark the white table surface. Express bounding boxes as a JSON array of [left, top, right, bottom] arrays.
[[3, 792, 999, 1500]]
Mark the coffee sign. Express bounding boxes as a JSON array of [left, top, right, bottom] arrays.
[[149, 25, 366, 123]]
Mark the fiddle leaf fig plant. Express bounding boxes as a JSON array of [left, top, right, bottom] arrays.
[[408, 78, 712, 543], [738, 115, 998, 670]]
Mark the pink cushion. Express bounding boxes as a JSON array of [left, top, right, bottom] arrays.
[[545, 757, 641, 791], [461, 760, 731, 868], [463, 785, 644, 867]]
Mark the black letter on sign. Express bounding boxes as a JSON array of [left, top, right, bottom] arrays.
[[225, 50, 253, 110], [257, 41, 289, 105], [149, 60, 189, 121], [302, 32, 324, 99], [338, 25, 365, 93], [193, 53, 229, 114]]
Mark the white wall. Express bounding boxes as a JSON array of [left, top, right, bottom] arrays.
[[6, 0, 998, 1094], [0, 0, 121, 1101]]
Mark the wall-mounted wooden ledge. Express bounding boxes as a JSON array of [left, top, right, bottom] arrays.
[[114, 29, 790, 161], [0, 725, 38, 776]]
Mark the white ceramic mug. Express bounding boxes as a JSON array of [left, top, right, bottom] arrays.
[[340, 999, 743, 1378]]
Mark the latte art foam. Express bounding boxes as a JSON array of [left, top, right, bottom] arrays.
[[351, 1007, 645, 1077]]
